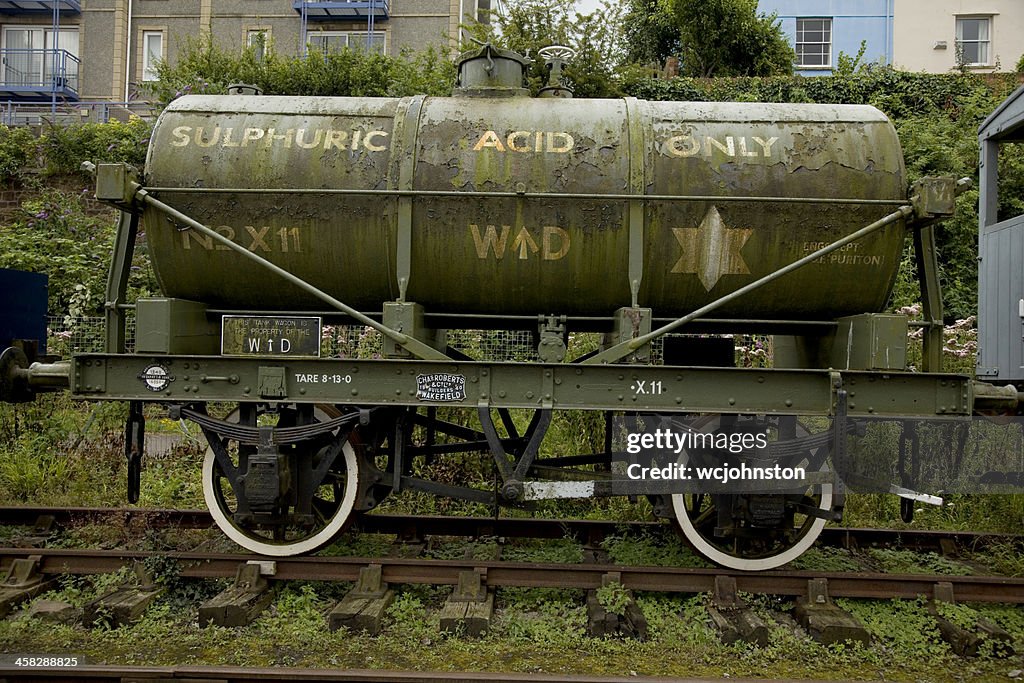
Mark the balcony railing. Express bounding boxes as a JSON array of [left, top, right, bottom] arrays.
[[293, 0, 389, 20], [0, 48, 79, 99], [0, 100, 156, 127], [0, 0, 81, 13]]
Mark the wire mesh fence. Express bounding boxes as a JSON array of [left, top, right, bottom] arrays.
[[46, 316, 766, 367], [301, 325, 542, 361], [47, 315, 134, 355], [48, 317, 545, 362]]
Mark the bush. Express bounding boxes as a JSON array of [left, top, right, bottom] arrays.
[[146, 36, 456, 103], [0, 189, 156, 316], [0, 125, 36, 183], [623, 66, 1003, 117], [38, 116, 151, 176]]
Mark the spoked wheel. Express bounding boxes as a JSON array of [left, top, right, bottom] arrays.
[[202, 404, 359, 556], [672, 488, 832, 571], [670, 416, 833, 571]]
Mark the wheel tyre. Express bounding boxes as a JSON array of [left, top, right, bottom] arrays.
[[202, 418, 359, 557]]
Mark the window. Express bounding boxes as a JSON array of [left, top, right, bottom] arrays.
[[796, 17, 831, 68], [1, 26, 79, 89], [142, 31, 164, 81], [247, 30, 269, 48], [956, 16, 990, 66], [247, 29, 269, 61], [307, 31, 385, 55]]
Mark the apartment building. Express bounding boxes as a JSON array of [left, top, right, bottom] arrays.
[[0, 0, 486, 103], [757, 0, 894, 76], [759, 0, 1024, 75], [893, 0, 1024, 72]]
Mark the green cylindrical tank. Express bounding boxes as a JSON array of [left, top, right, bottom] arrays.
[[143, 85, 906, 321]]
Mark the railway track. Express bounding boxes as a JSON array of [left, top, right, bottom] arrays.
[[2, 517, 1021, 660], [1, 547, 1021, 602], [1, 507, 1019, 554]]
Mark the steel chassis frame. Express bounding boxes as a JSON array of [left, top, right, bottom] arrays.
[[7, 168, 1018, 515]]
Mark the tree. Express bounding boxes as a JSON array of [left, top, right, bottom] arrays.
[[464, 0, 626, 98], [622, 0, 679, 66], [670, 0, 794, 77]]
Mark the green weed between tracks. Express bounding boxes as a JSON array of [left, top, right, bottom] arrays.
[[3, 392, 1024, 678], [3, 573, 1024, 679]]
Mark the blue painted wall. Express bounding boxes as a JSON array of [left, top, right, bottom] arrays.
[[0, 268, 48, 354], [757, 0, 894, 75]]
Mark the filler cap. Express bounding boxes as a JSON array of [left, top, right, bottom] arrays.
[[453, 42, 529, 98]]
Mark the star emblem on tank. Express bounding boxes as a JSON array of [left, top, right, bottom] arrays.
[[671, 205, 752, 291]]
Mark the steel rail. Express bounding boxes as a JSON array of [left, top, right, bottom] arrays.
[[1, 548, 1021, 602], [1, 508, 1019, 552]]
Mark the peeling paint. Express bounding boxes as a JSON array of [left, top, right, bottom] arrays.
[[144, 95, 906, 319]]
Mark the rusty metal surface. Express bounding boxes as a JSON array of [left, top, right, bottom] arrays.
[[1, 507, 1019, 552], [144, 95, 906, 320], [1, 547, 1021, 602]]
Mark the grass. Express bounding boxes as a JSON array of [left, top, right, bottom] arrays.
[[4, 395, 1024, 677], [601, 531, 713, 568], [317, 532, 397, 558], [4, 395, 1024, 539], [3, 575, 1024, 680], [424, 538, 501, 561], [501, 537, 585, 563], [789, 546, 867, 572], [976, 540, 1024, 576], [842, 493, 1024, 535], [0, 395, 207, 510], [865, 549, 977, 575]]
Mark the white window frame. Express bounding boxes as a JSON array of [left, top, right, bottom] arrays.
[[955, 15, 991, 67], [246, 28, 270, 60], [246, 29, 270, 49], [306, 30, 386, 55], [1, 26, 79, 88], [795, 17, 832, 69], [141, 30, 164, 82]]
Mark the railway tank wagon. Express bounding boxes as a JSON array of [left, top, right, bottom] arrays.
[[1, 45, 1020, 570], [144, 74, 905, 320]]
